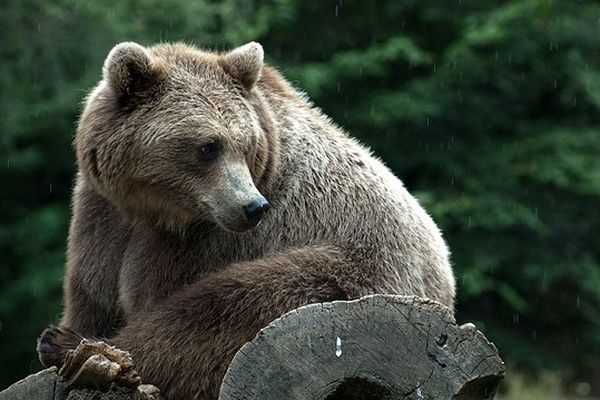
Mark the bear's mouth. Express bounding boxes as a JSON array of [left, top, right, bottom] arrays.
[[213, 214, 266, 234], [205, 192, 270, 234]]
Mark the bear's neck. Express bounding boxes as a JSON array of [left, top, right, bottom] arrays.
[[247, 88, 280, 199], [255, 66, 330, 198]]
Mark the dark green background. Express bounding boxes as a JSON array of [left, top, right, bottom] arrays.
[[1, 0, 599, 397]]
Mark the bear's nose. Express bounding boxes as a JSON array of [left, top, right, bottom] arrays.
[[243, 197, 271, 226]]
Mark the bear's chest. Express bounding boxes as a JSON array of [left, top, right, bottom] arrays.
[[116, 225, 260, 319]]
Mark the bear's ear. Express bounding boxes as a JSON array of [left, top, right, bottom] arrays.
[[222, 42, 264, 91], [103, 42, 161, 98]]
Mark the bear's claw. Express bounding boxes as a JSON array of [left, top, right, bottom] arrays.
[[59, 339, 141, 390]]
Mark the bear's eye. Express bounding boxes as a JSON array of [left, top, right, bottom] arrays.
[[197, 141, 220, 161]]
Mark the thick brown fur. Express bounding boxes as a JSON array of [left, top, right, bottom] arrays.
[[38, 41, 455, 399]]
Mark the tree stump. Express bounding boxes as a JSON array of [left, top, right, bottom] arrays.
[[219, 295, 505, 399], [0, 367, 151, 400], [0, 295, 504, 400]]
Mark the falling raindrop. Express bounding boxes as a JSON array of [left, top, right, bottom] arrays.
[[335, 5, 339, 18], [513, 314, 519, 324], [335, 336, 342, 357], [576, 296, 580, 308]]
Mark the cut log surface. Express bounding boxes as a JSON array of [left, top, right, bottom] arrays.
[[0, 295, 504, 400], [219, 295, 505, 400]]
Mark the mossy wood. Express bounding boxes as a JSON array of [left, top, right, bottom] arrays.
[[0, 295, 505, 400]]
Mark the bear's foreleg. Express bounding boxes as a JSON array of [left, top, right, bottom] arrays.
[[112, 245, 360, 400], [61, 180, 131, 338]]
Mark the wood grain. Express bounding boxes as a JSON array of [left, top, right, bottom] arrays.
[[219, 295, 505, 400], [0, 295, 504, 400]]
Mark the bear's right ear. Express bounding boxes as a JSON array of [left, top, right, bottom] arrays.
[[222, 42, 264, 91], [103, 42, 162, 98]]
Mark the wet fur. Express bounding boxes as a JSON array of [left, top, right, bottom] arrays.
[[39, 42, 455, 399]]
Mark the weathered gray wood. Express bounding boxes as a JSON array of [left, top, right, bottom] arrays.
[[65, 386, 154, 400], [0, 367, 154, 400], [0, 295, 504, 400], [219, 295, 505, 400], [0, 367, 59, 400], [0, 368, 154, 400]]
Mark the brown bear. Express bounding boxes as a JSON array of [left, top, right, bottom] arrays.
[[38, 41, 455, 399]]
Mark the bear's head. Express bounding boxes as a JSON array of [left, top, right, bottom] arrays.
[[76, 42, 279, 233]]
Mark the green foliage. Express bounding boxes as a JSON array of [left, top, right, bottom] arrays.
[[497, 367, 591, 400], [1, 0, 598, 395]]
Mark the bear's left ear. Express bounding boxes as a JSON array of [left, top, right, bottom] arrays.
[[103, 42, 162, 99], [222, 42, 264, 91]]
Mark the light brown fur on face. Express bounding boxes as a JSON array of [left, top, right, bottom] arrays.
[[77, 42, 274, 232], [38, 41, 455, 400]]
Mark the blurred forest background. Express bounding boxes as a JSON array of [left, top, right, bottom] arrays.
[[1, 0, 599, 398]]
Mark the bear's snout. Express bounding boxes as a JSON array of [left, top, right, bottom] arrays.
[[243, 197, 270, 227]]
